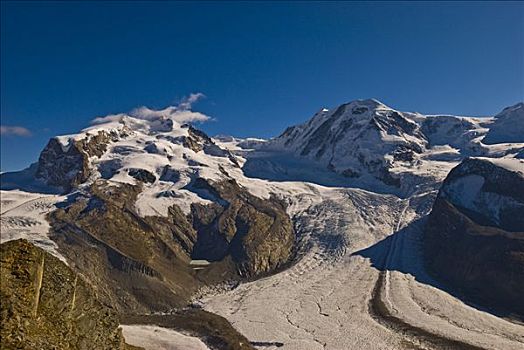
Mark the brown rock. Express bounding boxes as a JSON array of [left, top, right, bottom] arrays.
[[0, 239, 135, 350]]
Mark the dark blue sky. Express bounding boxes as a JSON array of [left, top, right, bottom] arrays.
[[1, 1, 523, 171]]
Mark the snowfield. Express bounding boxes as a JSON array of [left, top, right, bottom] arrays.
[[0, 190, 67, 262], [121, 325, 210, 350]]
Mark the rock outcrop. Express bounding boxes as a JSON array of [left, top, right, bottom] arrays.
[[49, 181, 201, 313], [423, 157, 524, 318], [48, 176, 295, 313], [190, 178, 295, 277], [0, 239, 137, 350], [36, 129, 125, 192]]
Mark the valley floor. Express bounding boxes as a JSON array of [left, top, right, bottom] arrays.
[[200, 187, 524, 350]]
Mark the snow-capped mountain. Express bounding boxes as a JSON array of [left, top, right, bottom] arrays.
[[34, 113, 243, 214], [261, 99, 523, 192], [483, 102, 524, 145], [264, 99, 427, 186]]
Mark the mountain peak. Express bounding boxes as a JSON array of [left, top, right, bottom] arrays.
[[495, 101, 524, 119], [348, 98, 387, 108], [483, 101, 524, 144], [334, 98, 392, 117], [341, 98, 391, 112]]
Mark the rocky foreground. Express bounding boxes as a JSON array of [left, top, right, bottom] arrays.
[[0, 239, 132, 350], [0, 239, 256, 350]]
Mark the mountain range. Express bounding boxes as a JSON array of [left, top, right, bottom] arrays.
[[1, 99, 523, 350]]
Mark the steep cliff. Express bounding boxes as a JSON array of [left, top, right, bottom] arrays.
[[190, 177, 294, 277], [424, 157, 524, 317], [48, 181, 202, 313]]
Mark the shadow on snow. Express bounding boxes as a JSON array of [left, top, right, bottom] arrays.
[[352, 217, 523, 322]]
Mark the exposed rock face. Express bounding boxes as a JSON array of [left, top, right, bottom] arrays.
[[48, 175, 294, 313], [190, 178, 294, 277], [184, 125, 240, 167], [424, 158, 524, 317], [35, 130, 122, 192], [48, 180, 201, 313], [35, 137, 89, 191], [0, 239, 133, 350], [128, 168, 156, 183]]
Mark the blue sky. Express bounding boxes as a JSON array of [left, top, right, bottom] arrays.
[[1, 1, 523, 171]]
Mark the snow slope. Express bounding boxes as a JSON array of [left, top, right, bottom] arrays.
[[483, 102, 524, 144], [0, 190, 67, 262], [121, 325, 210, 350]]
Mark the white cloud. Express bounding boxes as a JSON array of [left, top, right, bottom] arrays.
[[90, 93, 211, 126], [90, 113, 127, 125], [170, 110, 211, 123], [0, 125, 32, 137], [129, 106, 211, 124], [178, 92, 206, 110], [129, 106, 178, 120]]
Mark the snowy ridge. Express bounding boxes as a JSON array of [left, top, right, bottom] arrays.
[[259, 99, 523, 193], [483, 102, 524, 145], [476, 156, 524, 175]]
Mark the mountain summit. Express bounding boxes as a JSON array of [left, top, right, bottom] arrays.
[[261, 99, 523, 192], [265, 99, 427, 186], [483, 102, 524, 144]]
